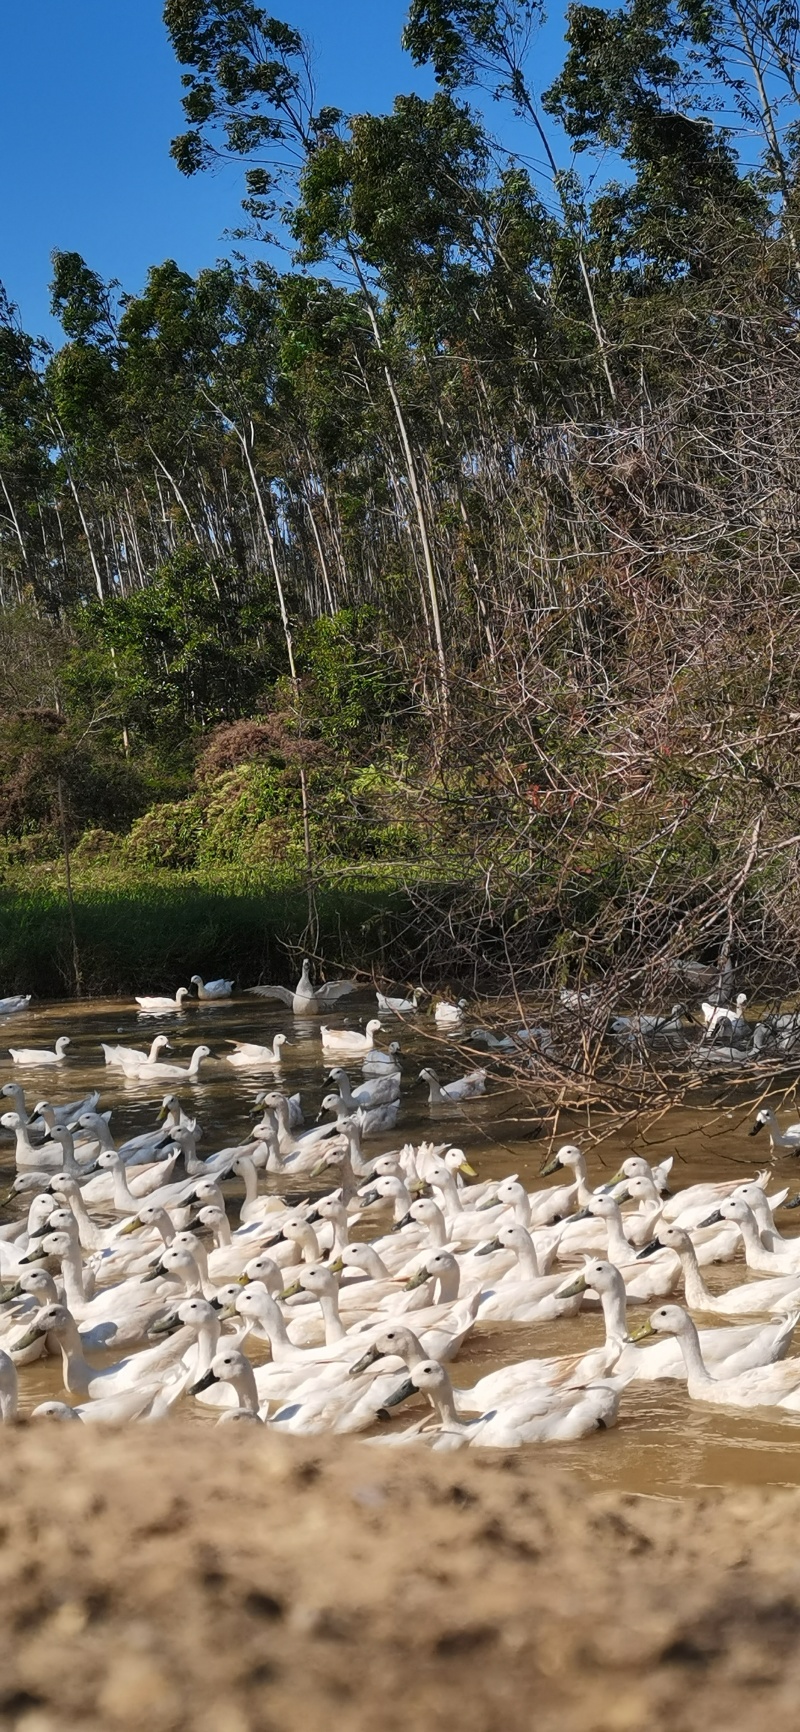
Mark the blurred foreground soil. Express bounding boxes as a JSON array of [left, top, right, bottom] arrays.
[[0, 1425, 798, 1731]]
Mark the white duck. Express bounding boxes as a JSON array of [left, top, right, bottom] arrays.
[[701, 992, 748, 1033], [191, 1346, 263, 1418], [135, 987, 191, 1014], [609, 1005, 687, 1037], [434, 998, 467, 1028], [191, 974, 233, 999], [224, 1034, 288, 1068], [557, 1259, 799, 1382], [636, 1223, 800, 1315], [749, 1106, 800, 1150], [246, 958, 356, 1015], [9, 1036, 70, 1066], [473, 1226, 586, 1323], [363, 1041, 402, 1074], [0, 996, 30, 1016], [376, 988, 423, 1013], [135, 1044, 212, 1081], [378, 1359, 621, 1449], [320, 1019, 383, 1058], [101, 1034, 172, 1075], [327, 1066, 400, 1109], [419, 1067, 486, 1103], [633, 1304, 800, 1409]]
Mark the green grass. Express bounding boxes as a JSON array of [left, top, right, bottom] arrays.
[[0, 859, 434, 998]]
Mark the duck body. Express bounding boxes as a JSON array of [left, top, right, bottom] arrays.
[[246, 959, 356, 1015], [191, 975, 233, 999], [135, 988, 191, 1014], [224, 1035, 288, 1068], [9, 1037, 70, 1066]]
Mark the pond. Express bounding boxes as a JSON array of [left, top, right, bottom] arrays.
[[2, 987, 800, 1496]]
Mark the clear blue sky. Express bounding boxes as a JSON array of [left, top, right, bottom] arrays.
[[0, 0, 570, 344]]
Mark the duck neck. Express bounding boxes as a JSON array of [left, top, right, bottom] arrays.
[[434, 1265, 460, 1303], [110, 1159, 137, 1214], [294, 1224, 320, 1264], [737, 1211, 774, 1269], [514, 1232, 541, 1281], [57, 1315, 94, 1398], [391, 1184, 413, 1224], [234, 1361, 260, 1415], [327, 1207, 349, 1255], [433, 1173, 461, 1216], [675, 1318, 715, 1389], [253, 1293, 294, 1358], [193, 1317, 221, 1382], [58, 1242, 86, 1310], [69, 1192, 99, 1253], [213, 1215, 232, 1248], [603, 1207, 634, 1267], [237, 1159, 260, 1219], [512, 1193, 532, 1229], [319, 1288, 345, 1344], [425, 1205, 448, 1248], [598, 1273, 628, 1347], [431, 1372, 461, 1427], [677, 1243, 715, 1309], [345, 1126, 370, 1177]]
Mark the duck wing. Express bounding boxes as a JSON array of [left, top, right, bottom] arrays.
[[245, 985, 295, 1007], [316, 981, 358, 1004]]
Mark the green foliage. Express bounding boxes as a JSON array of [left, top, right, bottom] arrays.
[[64, 547, 283, 749]]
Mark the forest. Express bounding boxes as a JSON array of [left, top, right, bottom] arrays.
[[2, 0, 800, 999]]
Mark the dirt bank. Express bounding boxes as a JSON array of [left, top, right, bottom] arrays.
[[1, 1426, 800, 1731]]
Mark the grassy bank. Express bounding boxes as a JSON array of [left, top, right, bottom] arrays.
[[0, 861, 428, 998]]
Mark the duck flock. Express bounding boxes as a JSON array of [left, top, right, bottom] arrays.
[[2, 962, 800, 1445]]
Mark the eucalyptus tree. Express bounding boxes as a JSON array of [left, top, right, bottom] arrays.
[[163, 0, 455, 722]]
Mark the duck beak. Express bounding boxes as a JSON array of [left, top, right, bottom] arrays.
[[190, 1368, 219, 1394], [607, 1167, 627, 1184], [475, 1196, 498, 1212], [699, 1209, 724, 1228], [458, 1160, 477, 1178], [391, 1212, 412, 1233], [629, 1321, 657, 1342], [748, 1122, 762, 1136], [310, 1157, 330, 1179], [118, 1217, 143, 1236], [328, 1256, 343, 1274], [359, 1189, 379, 1207], [349, 1343, 383, 1375], [185, 1217, 205, 1233], [142, 1260, 167, 1283], [236, 1274, 252, 1286], [539, 1155, 563, 1177], [636, 1239, 663, 1259], [12, 1321, 46, 1350], [474, 1238, 501, 1256], [556, 1273, 588, 1298], [17, 1250, 44, 1266], [0, 1282, 23, 1303], [281, 1280, 302, 1299], [377, 1375, 417, 1414], [563, 1206, 592, 1224], [149, 1312, 183, 1337], [404, 1266, 431, 1290], [783, 1195, 800, 1211], [305, 1209, 321, 1224]]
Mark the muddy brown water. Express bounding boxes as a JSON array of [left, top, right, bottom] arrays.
[[3, 990, 800, 1496]]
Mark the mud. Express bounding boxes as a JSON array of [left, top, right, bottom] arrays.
[[1, 1424, 800, 1732]]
